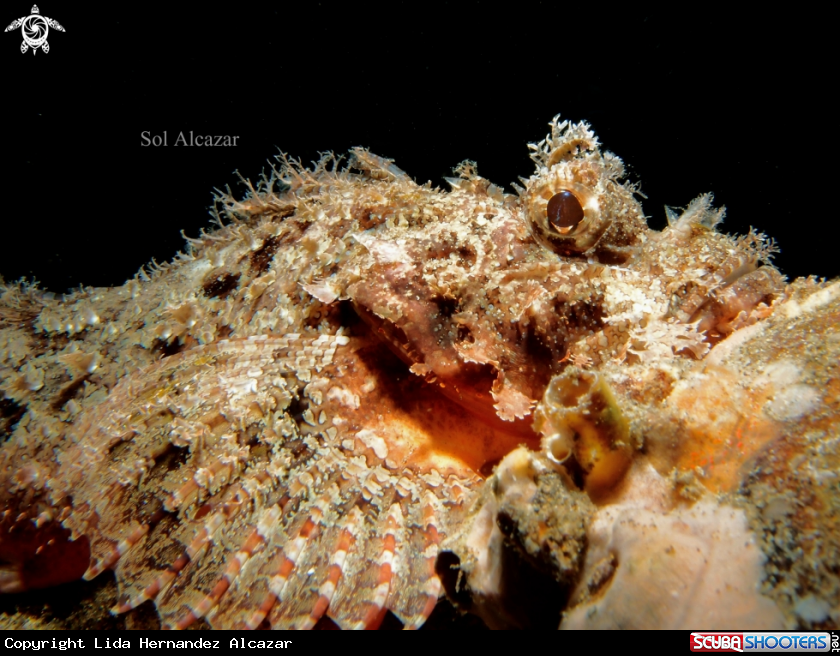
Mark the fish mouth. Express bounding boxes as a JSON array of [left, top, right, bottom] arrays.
[[351, 302, 539, 444]]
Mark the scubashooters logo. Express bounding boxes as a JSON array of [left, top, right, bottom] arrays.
[[4, 5, 65, 54], [690, 632, 832, 652]]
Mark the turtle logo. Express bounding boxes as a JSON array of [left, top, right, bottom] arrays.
[[5, 5, 64, 55]]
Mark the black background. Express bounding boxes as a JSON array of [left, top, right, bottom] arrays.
[[3, 4, 834, 295]]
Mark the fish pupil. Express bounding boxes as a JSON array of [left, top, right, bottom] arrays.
[[547, 190, 584, 231]]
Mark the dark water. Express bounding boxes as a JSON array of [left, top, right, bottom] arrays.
[[3, 7, 834, 296]]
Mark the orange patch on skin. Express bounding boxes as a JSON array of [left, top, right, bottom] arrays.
[[337, 331, 540, 478], [386, 380, 539, 476], [666, 364, 780, 493]]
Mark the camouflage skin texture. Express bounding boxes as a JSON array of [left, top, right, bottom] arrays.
[[1, 116, 837, 629]]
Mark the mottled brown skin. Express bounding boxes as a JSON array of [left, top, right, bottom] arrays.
[[0, 116, 787, 629]]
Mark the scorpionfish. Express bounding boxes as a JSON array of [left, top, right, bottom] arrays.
[[0, 116, 789, 629]]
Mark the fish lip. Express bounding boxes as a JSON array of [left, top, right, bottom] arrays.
[[351, 301, 539, 443]]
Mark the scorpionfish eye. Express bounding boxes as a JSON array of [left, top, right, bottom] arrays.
[[547, 190, 585, 233], [524, 177, 606, 256], [521, 115, 648, 263]]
